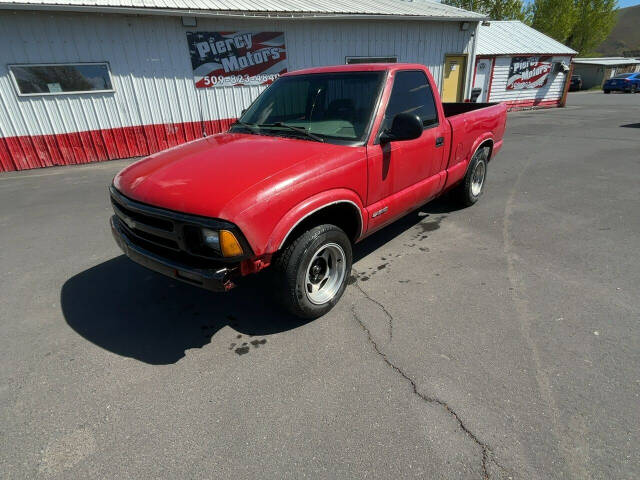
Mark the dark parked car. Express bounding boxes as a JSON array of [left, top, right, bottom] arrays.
[[603, 73, 640, 93], [570, 75, 582, 91]]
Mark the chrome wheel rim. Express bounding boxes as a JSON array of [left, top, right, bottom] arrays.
[[471, 160, 486, 197], [305, 243, 346, 305]]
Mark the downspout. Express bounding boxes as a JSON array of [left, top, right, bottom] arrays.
[[464, 21, 481, 101], [560, 56, 575, 108]]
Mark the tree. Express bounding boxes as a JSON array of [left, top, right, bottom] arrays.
[[531, 0, 576, 43], [443, 0, 528, 21], [530, 0, 618, 55], [567, 0, 618, 54]]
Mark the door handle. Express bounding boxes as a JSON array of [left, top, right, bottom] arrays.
[[435, 137, 445, 148]]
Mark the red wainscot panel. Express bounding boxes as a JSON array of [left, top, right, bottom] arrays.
[[0, 118, 237, 172]]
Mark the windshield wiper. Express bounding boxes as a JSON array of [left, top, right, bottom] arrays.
[[256, 122, 324, 143], [232, 121, 259, 130]]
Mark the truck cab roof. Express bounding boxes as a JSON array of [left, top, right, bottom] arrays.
[[282, 63, 427, 76]]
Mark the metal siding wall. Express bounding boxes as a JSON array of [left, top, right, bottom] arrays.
[[572, 64, 605, 90], [193, 18, 474, 124], [488, 55, 572, 108], [0, 11, 474, 171], [0, 11, 203, 170]]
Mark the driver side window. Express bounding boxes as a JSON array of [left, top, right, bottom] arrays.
[[382, 70, 438, 133]]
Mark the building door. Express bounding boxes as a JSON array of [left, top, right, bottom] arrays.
[[473, 58, 493, 102], [442, 55, 467, 102]]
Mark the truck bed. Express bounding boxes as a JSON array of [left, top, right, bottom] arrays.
[[442, 102, 500, 118], [442, 101, 507, 192]]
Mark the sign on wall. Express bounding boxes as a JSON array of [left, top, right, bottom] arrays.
[[507, 56, 552, 90], [186, 32, 288, 88]]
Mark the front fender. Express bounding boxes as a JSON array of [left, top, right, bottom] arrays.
[[266, 189, 366, 253]]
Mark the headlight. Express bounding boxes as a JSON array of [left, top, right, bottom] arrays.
[[201, 228, 220, 251], [201, 228, 244, 257]]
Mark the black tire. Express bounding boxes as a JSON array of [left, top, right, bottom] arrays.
[[453, 146, 489, 207], [604, 90, 611, 94], [273, 224, 352, 319]]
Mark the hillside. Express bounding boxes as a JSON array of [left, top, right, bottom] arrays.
[[597, 5, 640, 56]]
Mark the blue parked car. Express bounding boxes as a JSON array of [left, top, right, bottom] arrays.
[[603, 73, 640, 94]]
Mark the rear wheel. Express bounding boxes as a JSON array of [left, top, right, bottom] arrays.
[[604, 90, 611, 94], [454, 146, 489, 207], [273, 224, 352, 319]]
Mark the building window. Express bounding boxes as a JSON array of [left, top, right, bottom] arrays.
[[9, 63, 114, 96], [346, 56, 397, 65]]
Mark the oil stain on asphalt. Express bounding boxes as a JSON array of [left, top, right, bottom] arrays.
[[232, 335, 267, 355], [350, 215, 447, 284]]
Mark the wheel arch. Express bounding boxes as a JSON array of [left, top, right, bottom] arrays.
[[462, 137, 494, 177], [268, 191, 365, 253], [475, 137, 495, 161]]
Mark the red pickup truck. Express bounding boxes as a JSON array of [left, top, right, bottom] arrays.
[[111, 63, 507, 318]]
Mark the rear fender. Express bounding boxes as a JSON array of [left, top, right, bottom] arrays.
[[266, 189, 366, 253], [470, 133, 495, 162], [461, 135, 495, 178], [445, 133, 494, 190]]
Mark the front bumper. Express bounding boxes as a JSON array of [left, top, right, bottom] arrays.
[[111, 216, 236, 292]]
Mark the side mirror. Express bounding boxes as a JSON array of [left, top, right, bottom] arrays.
[[380, 113, 423, 144]]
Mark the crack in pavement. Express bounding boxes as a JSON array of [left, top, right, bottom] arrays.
[[350, 284, 512, 479], [352, 269, 393, 341]]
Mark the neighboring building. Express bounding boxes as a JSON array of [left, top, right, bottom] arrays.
[[472, 20, 576, 111], [0, 0, 484, 172], [572, 57, 640, 90]]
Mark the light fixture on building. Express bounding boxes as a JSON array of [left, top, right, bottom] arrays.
[[460, 22, 470, 31]]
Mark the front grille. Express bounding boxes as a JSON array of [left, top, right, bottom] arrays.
[[110, 186, 250, 265], [112, 199, 173, 232]]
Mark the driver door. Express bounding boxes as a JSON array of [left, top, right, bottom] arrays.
[[366, 70, 447, 232]]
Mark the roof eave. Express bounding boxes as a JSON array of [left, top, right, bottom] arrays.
[[0, 3, 487, 21], [477, 51, 577, 56]]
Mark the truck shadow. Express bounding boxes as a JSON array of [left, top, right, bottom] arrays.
[[61, 195, 462, 365], [60, 259, 308, 365]]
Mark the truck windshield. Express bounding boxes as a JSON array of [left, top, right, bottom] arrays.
[[232, 72, 385, 145]]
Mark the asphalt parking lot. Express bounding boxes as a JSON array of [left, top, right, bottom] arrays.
[[1, 91, 639, 479]]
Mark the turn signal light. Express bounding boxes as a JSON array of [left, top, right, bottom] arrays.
[[219, 230, 244, 257]]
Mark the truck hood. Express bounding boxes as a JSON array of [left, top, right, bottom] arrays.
[[113, 132, 346, 218]]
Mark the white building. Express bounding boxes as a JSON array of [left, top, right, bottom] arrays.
[[572, 57, 640, 90], [472, 20, 576, 110], [0, 0, 484, 171]]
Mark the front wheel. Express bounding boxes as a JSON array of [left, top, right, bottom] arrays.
[[604, 90, 611, 94], [273, 224, 352, 319], [454, 146, 489, 207]]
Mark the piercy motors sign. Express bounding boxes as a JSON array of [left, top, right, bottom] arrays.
[[507, 56, 552, 90], [186, 31, 288, 88]]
